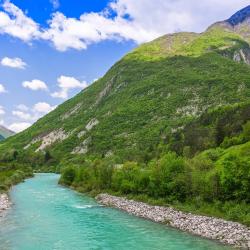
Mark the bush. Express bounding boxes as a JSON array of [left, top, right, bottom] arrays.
[[60, 167, 76, 186], [217, 153, 250, 202]]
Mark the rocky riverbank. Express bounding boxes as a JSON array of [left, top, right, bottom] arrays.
[[0, 193, 11, 217], [96, 194, 250, 249]]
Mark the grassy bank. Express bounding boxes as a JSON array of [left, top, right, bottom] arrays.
[[59, 146, 250, 226], [0, 164, 34, 193]]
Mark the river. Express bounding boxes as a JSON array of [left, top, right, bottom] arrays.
[[0, 174, 232, 250]]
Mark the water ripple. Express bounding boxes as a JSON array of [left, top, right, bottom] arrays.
[[0, 174, 232, 250]]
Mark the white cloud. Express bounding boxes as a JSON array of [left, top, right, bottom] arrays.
[[0, 106, 5, 116], [41, 0, 250, 51], [33, 102, 56, 113], [13, 102, 56, 120], [0, 0, 40, 41], [50, 0, 60, 10], [0, 0, 250, 51], [9, 122, 31, 132], [16, 104, 29, 111], [41, 10, 157, 51], [51, 75, 87, 99], [12, 110, 33, 121], [1, 57, 26, 69], [22, 79, 48, 91], [0, 84, 6, 93]]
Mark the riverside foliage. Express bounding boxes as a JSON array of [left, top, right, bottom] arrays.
[[59, 144, 250, 226], [0, 164, 33, 192]]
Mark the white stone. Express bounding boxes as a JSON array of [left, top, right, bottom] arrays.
[[96, 194, 250, 248]]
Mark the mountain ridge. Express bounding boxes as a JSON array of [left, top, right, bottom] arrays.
[[227, 5, 250, 26], [0, 125, 14, 141], [2, 12, 250, 161]]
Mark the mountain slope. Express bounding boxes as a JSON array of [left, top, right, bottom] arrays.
[[0, 24, 250, 163], [0, 125, 14, 141], [227, 5, 250, 26], [2, 23, 250, 164]]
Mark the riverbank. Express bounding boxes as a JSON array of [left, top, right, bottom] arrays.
[[96, 194, 250, 249], [0, 193, 11, 216]]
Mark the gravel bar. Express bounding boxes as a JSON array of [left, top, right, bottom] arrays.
[[96, 194, 250, 249]]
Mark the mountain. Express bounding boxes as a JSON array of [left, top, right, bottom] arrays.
[[211, 5, 250, 46], [227, 5, 250, 26], [0, 125, 14, 141], [0, 7, 250, 225], [2, 15, 250, 163]]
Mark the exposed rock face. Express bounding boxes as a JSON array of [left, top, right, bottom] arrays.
[[96, 194, 250, 249], [24, 137, 41, 150], [61, 103, 82, 120], [35, 129, 70, 152], [85, 118, 99, 131], [96, 82, 112, 105], [72, 137, 91, 154], [95, 77, 115, 106], [230, 47, 250, 65], [105, 150, 113, 157], [24, 129, 71, 152], [77, 130, 86, 138]]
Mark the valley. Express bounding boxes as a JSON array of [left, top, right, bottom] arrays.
[[0, 4, 250, 249]]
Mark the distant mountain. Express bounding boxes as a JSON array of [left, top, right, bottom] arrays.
[[227, 5, 250, 26], [210, 5, 250, 46], [0, 125, 15, 141]]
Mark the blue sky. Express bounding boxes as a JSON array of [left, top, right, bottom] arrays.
[[0, 0, 249, 132]]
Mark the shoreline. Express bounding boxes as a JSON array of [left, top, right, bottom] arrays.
[[96, 194, 250, 249], [0, 193, 11, 217]]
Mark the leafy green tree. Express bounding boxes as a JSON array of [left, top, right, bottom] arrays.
[[61, 167, 76, 186]]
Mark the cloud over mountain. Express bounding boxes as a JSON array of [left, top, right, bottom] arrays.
[[51, 76, 87, 99], [0, 0, 249, 51]]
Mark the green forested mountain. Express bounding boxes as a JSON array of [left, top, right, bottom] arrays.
[[2, 17, 250, 164], [0, 7, 250, 224]]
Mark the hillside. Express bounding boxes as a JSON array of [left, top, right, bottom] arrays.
[[0, 7, 249, 225], [2, 27, 250, 162], [0, 125, 14, 141], [0, 27, 250, 161]]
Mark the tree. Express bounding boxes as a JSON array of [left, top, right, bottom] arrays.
[[61, 167, 76, 186]]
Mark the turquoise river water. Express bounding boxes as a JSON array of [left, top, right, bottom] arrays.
[[0, 174, 232, 250]]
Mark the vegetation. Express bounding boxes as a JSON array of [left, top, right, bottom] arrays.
[[0, 17, 250, 225], [0, 164, 33, 193], [59, 135, 250, 226], [2, 26, 250, 164]]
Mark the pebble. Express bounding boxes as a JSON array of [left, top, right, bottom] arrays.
[[0, 193, 11, 216], [96, 194, 250, 249]]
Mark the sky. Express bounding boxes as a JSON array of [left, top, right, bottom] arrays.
[[0, 0, 249, 132]]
